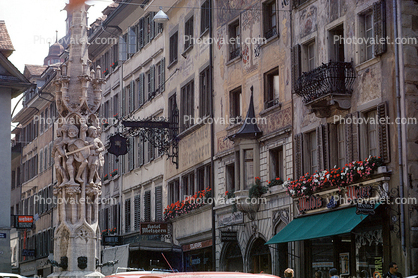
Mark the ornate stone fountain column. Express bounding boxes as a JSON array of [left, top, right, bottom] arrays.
[[49, 1, 105, 277]]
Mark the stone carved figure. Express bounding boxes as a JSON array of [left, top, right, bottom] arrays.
[[52, 126, 68, 187], [86, 126, 105, 187]]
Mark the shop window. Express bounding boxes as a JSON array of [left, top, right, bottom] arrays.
[[248, 238, 271, 274], [224, 242, 243, 272], [310, 237, 334, 276], [355, 229, 383, 278]]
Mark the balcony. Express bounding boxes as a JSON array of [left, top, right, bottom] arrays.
[[295, 61, 356, 118]]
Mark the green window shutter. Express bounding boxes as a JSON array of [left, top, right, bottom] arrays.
[[134, 194, 141, 230], [144, 191, 151, 222], [138, 18, 144, 49], [130, 80, 135, 112], [150, 64, 155, 97], [155, 186, 162, 221], [150, 12, 155, 40]]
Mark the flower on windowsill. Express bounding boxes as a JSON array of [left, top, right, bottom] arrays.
[[225, 190, 235, 199], [103, 174, 108, 181], [268, 177, 284, 187], [249, 177, 268, 198], [103, 68, 109, 76], [110, 169, 118, 177], [111, 61, 118, 69]]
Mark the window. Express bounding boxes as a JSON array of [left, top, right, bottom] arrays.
[[229, 20, 240, 60], [230, 87, 242, 122], [263, 0, 277, 39], [183, 172, 195, 198], [156, 58, 165, 94], [269, 146, 283, 180], [169, 32, 178, 64], [148, 133, 155, 161], [244, 149, 254, 190], [307, 41, 315, 71], [226, 164, 235, 194], [147, 65, 155, 99], [329, 25, 345, 62], [184, 16, 194, 50], [137, 73, 145, 107], [199, 67, 210, 117], [168, 179, 180, 204], [119, 33, 128, 62], [366, 110, 378, 156], [181, 80, 194, 131], [168, 94, 178, 136], [264, 67, 279, 109], [361, 12, 374, 62], [201, 0, 210, 34]]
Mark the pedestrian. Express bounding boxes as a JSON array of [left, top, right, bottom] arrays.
[[284, 268, 294, 278], [329, 268, 338, 278], [383, 262, 403, 278], [315, 271, 322, 278]]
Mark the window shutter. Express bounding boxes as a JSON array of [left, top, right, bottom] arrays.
[[150, 65, 155, 97], [130, 80, 135, 112], [39, 151, 43, 173], [128, 137, 134, 171], [373, 0, 387, 56], [138, 18, 144, 49], [44, 148, 48, 170], [119, 36, 126, 61], [160, 58, 165, 92], [294, 133, 303, 179], [124, 198, 131, 233], [138, 137, 144, 166], [345, 114, 353, 163], [316, 126, 323, 171], [155, 186, 162, 221], [139, 73, 144, 106], [134, 194, 141, 230], [144, 191, 151, 222], [128, 27, 136, 55], [150, 12, 155, 40], [352, 111, 360, 162], [316, 124, 330, 170], [291, 44, 301, 93], [377, 102, 390, 163]]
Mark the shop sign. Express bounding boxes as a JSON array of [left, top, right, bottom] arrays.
[[218, 212, 244, 227], [346, 185, 372, 201], [102, 235, 123, 246], [373, 257, 383, 278], [15, 215, 34, 229], [221, 231, 237, 242], [0, 233, 6, 238], [22, 249, 35, 257], [139, 222, 168, 235], [356, 202, 375, 215], [182, 239, 212, 252], [297, 196, 323, 213]]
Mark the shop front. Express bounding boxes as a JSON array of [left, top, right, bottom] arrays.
[[183, 239, 213, 272], [267, 179, 391, 278]]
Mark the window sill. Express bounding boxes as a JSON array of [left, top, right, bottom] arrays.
[[226, 55, 242, 67], [261, 33, 279, 48], [167, 59, 178, 70], [200, 28, 209, 38], [355, 56, 381, 72], [182, 44, 194, 58], [259, 102, 282, 117]]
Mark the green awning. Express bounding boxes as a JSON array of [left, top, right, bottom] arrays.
[[266, 205, 378, 245]]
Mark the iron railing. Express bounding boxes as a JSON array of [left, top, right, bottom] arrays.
[[230, 46, 241, 60], [265, 27, 278, 40], [295, 61, 356, 104]]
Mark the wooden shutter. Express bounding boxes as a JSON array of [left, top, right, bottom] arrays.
[[160, 58, 165, 92], [150, 12, 155, 40], [316, 126, 323, 171], [377, 102, 390, 163], [39, 151, 43, 173], [134, 194, 141, 230], [130, 80, 135, 112], [155, 186, 162, 221], [128, 137, 134, 171], [352, 111, 360, 161], [345, 113, 353, 163], [138, 18, 144, 49], [124, 198, 131, 233], [291, 44, 301, 93], [144, 191, 151, 222], [150, 64, 155, 98], [373, 0, 387, 56], [316, 124, 330, 170], [138, 137, 144, 166], [294, 133, 303, 179], [122, 87, 126, 117], [119, 35, 126, 61]]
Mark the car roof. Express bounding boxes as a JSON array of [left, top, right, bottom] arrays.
[[105, 272, 280, 278], [0, 274, 26, 278]]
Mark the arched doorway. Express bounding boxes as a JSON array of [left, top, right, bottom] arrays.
[[223, 242, 243, 272], [275, 221, 289, 275], [248, 237, 272, 274]]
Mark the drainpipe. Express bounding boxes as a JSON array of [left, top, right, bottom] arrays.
[[209, 0, 216, 271], [393, 0, 406, 271]]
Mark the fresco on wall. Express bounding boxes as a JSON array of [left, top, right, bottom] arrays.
[[299, 5, 317, 38], [241, 5, 260, 31], [216, 0, 259, 26]]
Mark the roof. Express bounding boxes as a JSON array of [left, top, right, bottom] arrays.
[[0, 20, 15, 57], [23, 65, 47, 79]]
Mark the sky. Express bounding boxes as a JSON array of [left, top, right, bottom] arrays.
[[0, 0, 111, 119]]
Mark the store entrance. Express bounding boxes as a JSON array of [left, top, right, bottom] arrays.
[[248, 238, 271, 274]]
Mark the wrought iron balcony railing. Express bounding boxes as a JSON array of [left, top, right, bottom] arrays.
[[230, 46, 241, 60], [295, 61, 356, 104]]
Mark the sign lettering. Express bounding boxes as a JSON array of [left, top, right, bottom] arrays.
[[297, 196, 323, 212], [139, 223, 168, 235]]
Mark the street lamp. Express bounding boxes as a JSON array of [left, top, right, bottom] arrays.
[[153, 7, 169, 23]]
